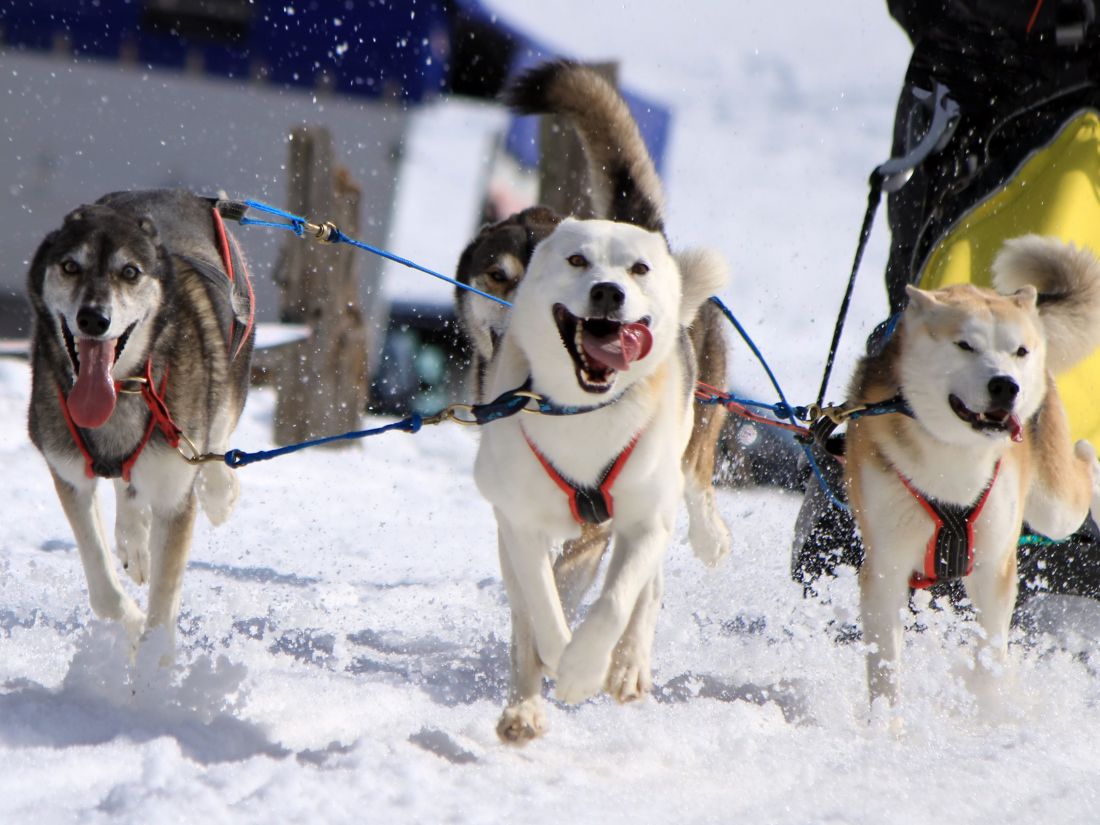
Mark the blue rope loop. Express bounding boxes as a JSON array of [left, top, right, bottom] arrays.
[[695, 392, 810, 423], [706, 296, 849, 510]]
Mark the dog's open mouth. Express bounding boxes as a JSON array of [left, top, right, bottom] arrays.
[[553, 304, 653, 394], [949, 394, 1023, 442], [60, 316, 134, 429]]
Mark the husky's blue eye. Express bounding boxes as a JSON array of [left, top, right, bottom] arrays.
[[567, 254, 589, 268], [1015, 346, 1029, 358], [120, 264, 140, 281], [60, 259, 80, 275], [956, 340, 975, 352]]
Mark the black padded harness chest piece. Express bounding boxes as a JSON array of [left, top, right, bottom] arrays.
[[898, 461, 1001, 589]]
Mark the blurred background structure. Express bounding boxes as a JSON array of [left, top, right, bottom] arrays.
[[0, 0, 669, 416]]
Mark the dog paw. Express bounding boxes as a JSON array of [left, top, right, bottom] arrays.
[[554, 636, 610, 705], [114, 502, 151, 585], [116, 539, 150, 585], [198, 463, 240, 526], [496, 699, 546, 744], [119, 603, 147, 656], [604, 646, 652, 703], [689, 515, 731, 568]]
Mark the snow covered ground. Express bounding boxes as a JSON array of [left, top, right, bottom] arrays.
[[4, 2, 1100, 823]]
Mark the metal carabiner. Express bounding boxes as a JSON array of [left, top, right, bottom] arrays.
[[509, 389, 548, 414], [421, 404, 479, 427], [176, 431, 227, 465], [115, 376, 149, 395]]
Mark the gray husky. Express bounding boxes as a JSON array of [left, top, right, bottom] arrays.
[[27, 189, 255, 658]]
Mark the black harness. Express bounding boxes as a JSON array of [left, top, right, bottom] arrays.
[[898, 461, 1001, 589]]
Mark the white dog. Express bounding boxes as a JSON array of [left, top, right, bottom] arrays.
[[475, 62, 729, 742]]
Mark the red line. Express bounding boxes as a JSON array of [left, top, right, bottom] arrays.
[[1027, 0, 1045, 34], [694, 383, 810, 437]]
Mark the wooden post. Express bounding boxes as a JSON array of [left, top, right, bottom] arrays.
[[537, 61, 619, 216], [272, 126, 369, 446]]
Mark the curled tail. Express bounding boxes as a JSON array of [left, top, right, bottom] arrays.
[[993, 234, 1100, 373], [505, 60, 665, 233]]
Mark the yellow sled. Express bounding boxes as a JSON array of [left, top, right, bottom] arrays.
[[918, 109, 1100, 449]]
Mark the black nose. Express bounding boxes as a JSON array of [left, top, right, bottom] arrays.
[[76, 306, 110, 337], [988, 375, 1019, 409], [589, 281, 625, 316]]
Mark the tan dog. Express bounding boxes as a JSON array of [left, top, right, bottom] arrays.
[[845, 235, 1100, 709]]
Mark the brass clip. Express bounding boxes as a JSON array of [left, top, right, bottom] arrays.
[[510, 390, 546, 414], [421, 404, 479, 427], [303, 220, 340, 243], [806, 402, 867, 426], [116, 376, 149, 395], [176, 431, 227, 465]]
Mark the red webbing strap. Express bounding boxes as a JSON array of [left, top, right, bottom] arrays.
[[120, 361, 180, 482], [595, 434, 640, 519], [522, 429, 642, 525], [57, 360, 181, 482], [524, 430, 585, 524], [211, 206, 255, 361]]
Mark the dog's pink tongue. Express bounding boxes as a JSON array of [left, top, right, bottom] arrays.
[[68, 338, 117, 429], [581, 323, 653, 372], [1009, 413, 1023, 443]]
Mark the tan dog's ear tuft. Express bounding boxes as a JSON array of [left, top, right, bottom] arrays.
[[904, 284, 941, 317], [675, 247, 730, 326], [1010, 284, 1038, 310]]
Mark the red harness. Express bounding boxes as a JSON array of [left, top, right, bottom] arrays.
[[58, 360, 182, 482], [57, 206, 248, 481], [898, 461, 1001, 590], [211, 205, 255, 360], [523, 428, 641, 525]]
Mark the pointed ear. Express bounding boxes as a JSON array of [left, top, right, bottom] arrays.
[[1010, 284, 1038, 310], [904, 284, 940, 317], [137, 215, 158, 238]]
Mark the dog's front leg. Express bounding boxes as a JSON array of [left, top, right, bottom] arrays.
[[113, 478, 151, 585], [604, 567, 662, 703], [50, 470, 145, 646], [964, 542, 1018, 702], [858, 552, 911, 708], [497, 514, 571, 672], [144, 492, 198, 663], [497, 533, 549, 744], [496, 516, 571, 744], [556, 514, 670, 705], [553, 524, 609, 624]]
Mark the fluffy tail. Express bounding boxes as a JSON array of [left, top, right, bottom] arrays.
[[993, 235, 1100, 373], [505, 60, 665, 233]]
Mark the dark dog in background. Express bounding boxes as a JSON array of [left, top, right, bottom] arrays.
[[454, 206, 562, 399]]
